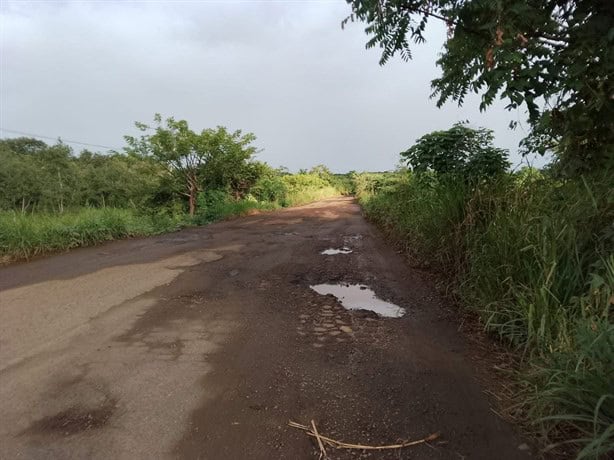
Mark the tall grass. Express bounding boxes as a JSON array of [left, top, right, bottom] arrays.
[[0, 208, 189, 263], [357, 171, 613, 457], [521, 261, 613, 458]]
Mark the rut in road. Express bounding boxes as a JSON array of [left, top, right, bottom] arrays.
[[0, 197, 531, 459]]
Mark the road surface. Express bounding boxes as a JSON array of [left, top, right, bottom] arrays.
[[0, 197, 530, 459]]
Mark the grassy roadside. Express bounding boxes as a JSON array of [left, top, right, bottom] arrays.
[[0, 186, 341, 264], [0, 208, 190, 264], [355, 172, 613, 458]]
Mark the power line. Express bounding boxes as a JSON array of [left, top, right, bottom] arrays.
[[0, 128, 121, 151]]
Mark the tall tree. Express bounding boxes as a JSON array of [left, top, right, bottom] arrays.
[[125, 115, 205, 215], [125, 115, 259, 215], [343, 0, 614, 174], [200, 127, 260, 198]]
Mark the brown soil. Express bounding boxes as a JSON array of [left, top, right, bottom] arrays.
[[0, 197, 533, 459]]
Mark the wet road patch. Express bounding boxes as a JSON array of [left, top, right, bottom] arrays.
[[310, 283, 406, 318], [320, 247, 353, 255]]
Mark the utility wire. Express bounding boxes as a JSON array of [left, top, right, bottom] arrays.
[[0, 127, 121, 151]]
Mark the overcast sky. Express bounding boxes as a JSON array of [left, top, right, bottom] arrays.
[[1, 1, 545, 172]]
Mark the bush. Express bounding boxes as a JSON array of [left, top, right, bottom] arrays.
[[251, 175, 288, 203]]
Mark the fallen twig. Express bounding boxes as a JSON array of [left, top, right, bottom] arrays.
[[311, 419, 328, 459], [289, 420, 440, 451]]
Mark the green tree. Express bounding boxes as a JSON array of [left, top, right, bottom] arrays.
[[76, 151, 163, 208], [308, 164, 334, 183], [250, 164, 289, 203], [401, 123, 509, 179], [125, 115, 259, 215], [0, 142, 40, 211], [0, 138, 77, 212], [200, 127, 260, 198], [126, 115, 206, 215], [343, 0, 614, 173], [35, 143, 78, 212]]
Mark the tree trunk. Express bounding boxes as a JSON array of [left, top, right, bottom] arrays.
[[186, 172, 199, 216], [188, 187, 196, 216], [58, 171, 64, 214]]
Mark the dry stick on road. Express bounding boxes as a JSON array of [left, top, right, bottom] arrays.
[[289, 420, 440, 452], [310, 419, 328, 459]]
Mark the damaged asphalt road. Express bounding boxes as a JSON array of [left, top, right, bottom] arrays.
[[0, 197, 531, 459]]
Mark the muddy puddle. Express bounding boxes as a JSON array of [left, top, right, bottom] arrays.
[[310, 283, 406, 318], [321, 247, 353, 255]]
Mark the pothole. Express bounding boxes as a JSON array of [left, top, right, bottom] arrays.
[[343, 234, 363, 242], [310, 283, 406, 318], [321, 247, 353, 255], [22, 400, 116, 436]]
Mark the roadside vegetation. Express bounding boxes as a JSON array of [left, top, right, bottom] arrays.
[[0, 122, 346, 263], [355, 126, 613, 458]]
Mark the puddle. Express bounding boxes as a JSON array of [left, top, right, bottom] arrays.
[[321, 247, 353, 255], [310, 283, 406, 318]]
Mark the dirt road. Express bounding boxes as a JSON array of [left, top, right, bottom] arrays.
[[0, 198, 530, 459]]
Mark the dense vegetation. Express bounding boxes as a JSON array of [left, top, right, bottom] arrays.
[[355, 125, 613, 458], [0, 119, 347, 262]]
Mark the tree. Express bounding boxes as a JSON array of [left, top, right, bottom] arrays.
[[35, 142, 78, 213], [125, 115, 259, 215], [0, 142, 40, 211], [200, 127, 260, 198], [343, 0, 614, 174], [309, 164, 334, 183], [125, 115, 203, 215], [76, 151, 163, 208], [401, 123, 509, 179], [0, 138, 77, 212]]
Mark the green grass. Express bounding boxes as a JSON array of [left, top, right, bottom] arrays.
[[357, 171, 613, 458], [0, 180, 341, 263], [0, 208, 190, 263]]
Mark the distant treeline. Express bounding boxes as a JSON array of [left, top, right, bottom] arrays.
[[0, 136, 351, 215]]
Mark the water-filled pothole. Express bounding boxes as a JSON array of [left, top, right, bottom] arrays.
[[310, 283, 406, 318], [321, 247, 353, 255]]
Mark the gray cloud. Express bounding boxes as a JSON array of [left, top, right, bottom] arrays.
[[1, 1, 546, 172]]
